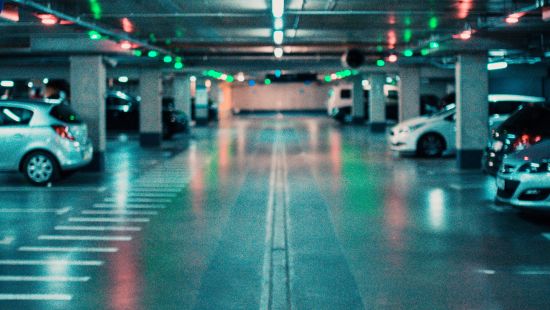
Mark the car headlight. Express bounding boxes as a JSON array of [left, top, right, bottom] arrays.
[[399, 123, 424, 133], [517, 161, 550, 173], [491, 141, 504, 152]]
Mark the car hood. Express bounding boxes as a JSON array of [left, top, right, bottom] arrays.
[[505, 140, 550, 164], [392, 115, 437, 130]]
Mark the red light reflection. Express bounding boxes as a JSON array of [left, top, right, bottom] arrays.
[[121, 17, 135, 33]]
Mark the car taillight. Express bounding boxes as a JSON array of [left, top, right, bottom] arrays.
[[52, 125, 75, 141], [511, 134, 542, 151]]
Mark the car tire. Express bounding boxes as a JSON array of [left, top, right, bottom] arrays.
[[22, 151, 60, 186], [417, 133, 445, 158]]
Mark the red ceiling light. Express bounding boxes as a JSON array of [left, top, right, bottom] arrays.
[[37, 14, 58, 25], [0, 4, 20, 22], [388, 54, 398, 63], [505, 13, 522, 24], [120, 41, 132, 50], [459, 30, 472, 40], [121, 18, 135, 33]]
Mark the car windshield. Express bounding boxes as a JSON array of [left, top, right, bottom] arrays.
[[49, 104, 83, 124], [498, 107, 550, 135], [430, 104, 456, 118]]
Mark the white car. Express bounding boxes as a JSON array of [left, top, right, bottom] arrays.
[[388, 94, 546, 157], [495, 140, 550, 210]]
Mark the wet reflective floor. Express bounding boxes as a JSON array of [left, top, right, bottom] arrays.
[[1, 115, 550, 309]]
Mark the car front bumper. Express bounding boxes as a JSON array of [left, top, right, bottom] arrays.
[[496, 172, 550, 209]]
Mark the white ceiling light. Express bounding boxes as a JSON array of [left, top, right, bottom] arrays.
[[274, 17, 284, 30], [274, 47, 284, 58], [272, 0, 284, 18], [118, 76, 129, 83], [0, 81, 14, 88], [487, 62, 508, 71], [190, 76, 197, 82], [273, 30, 284, 45], [237, 72, 245, 82]]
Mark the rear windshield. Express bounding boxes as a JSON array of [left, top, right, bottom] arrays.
[[498, 107, 550, 135], [49, 104, 82, 124], [489, 101, 526, 115]]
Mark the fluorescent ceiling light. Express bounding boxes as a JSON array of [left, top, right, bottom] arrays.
[[273, 30, 284, 45], [274, 17, 283, 30], [488, 62, 508, 70], [274, 47, 284, 58], [272, 0, 284, 18], [0, 81, 15, 87], [118, 76, 129, 83]]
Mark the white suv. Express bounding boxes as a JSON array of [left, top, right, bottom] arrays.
[[388, 94, 546, 157], [0, 100, 93, 185]]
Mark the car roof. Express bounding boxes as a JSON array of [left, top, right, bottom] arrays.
[[488, 94, 546, 103], [0, 99, 56, 110]]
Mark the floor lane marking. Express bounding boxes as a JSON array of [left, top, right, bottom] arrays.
[[38, 235, 132, 241], [125, 193, 178, 198], [68, 217, 150, 223], [19, 246, 118, 253], [55, 225, 141, 232], [126, 188, 182, 193], [0, 207, 71, 215], [103, 198, 172, 203], [82, 210, 158, 216], [0, 294, 72, 301], [93, 203, 166, 209], [0, 260, 103, 266], [0, 276, 90, 282], [0, 236, 14, 245]]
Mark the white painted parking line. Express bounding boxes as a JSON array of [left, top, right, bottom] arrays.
[[19, 246, 118, 253], [55, 225, 141, 232], [103, 197, 172, 203], [475, 269, 496, 275], [0, 207, 71, 215], [0, 186, 103, 192], [0, 259, 103, 266], [93, 203, 166, 209], [82, 210, 158, 216], [126, 193, 178, 198], [128, 188, 181, 193], [68, 217, 150, 223], [38, 235, 132, 241], [516, 270, 550, 275], [0, 276, 90, 282], [0, 294, 72, 301], [0, 236, 14, 245]]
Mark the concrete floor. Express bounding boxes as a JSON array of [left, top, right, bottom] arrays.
[[1, 115, 550, 309]]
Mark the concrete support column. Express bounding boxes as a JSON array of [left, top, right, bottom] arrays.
[[398, 66, 421, 122], [139, 69, 163, 147], [455, 53, 489, 169], [70, 56, 106, 172], [351, 75, 365, 123], [369, 73, 386, 132], [174, 75, 191, 116]]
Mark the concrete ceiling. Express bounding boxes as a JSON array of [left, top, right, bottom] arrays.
[[0, 0, 549, 72]]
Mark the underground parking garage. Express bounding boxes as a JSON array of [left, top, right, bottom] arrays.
[[1, 0, 550, 309]]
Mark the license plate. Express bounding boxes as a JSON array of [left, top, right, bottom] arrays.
[[496, 178, 505, 190]]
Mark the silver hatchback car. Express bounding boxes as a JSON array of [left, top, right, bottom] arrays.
[[0, 100, 93, 185]]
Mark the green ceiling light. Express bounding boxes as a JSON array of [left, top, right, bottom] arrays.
[[174, 62, 184, 70], [403, 29, 412, 43], [403, 49, 414, 57], [324, 75, 332, 82], [376, 59, 386, 67], [175, 57, 182, 63], [149, 33, 157, 43], [421, 48, 429, 56], [88, 30, 102, 40], [429, 41, 440, 49], [404, 17, 412, 26], [89, 0, 102, 20], [376, 45, 384, 52], [264, 78, 272, 85], [165, 39, 172, 45], [163, 55, 173, 63], [147, 50, 159, 58], [429, 16, 438, 30], [133, 50, 142, 57], [226, 76, 235, 83]]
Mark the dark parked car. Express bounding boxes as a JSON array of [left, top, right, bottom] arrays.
[[106, 91, 139, 130], [484, 105, 550, 175], [162, 98, 189, 139]]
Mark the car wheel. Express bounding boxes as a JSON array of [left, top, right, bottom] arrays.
[[22, 151, 60, 186], [417, 133, 445, 158]]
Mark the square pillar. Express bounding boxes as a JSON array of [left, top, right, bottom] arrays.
[[174, 75, 191, 116], [369, 73, 386, 132], [351, 75, 365, 123], [455, 53, 489, 169], [398, 66, 421, 122], [70, 56, 106, 172], [139, 69, 163, 147]]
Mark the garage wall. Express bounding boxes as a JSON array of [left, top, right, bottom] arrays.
[[231, 83, 329, 111]]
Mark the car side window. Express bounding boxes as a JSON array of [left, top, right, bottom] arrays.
[[0, 107, 34, 126]]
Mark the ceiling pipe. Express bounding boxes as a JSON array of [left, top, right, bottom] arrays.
[[7, 0, 175, 57]]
